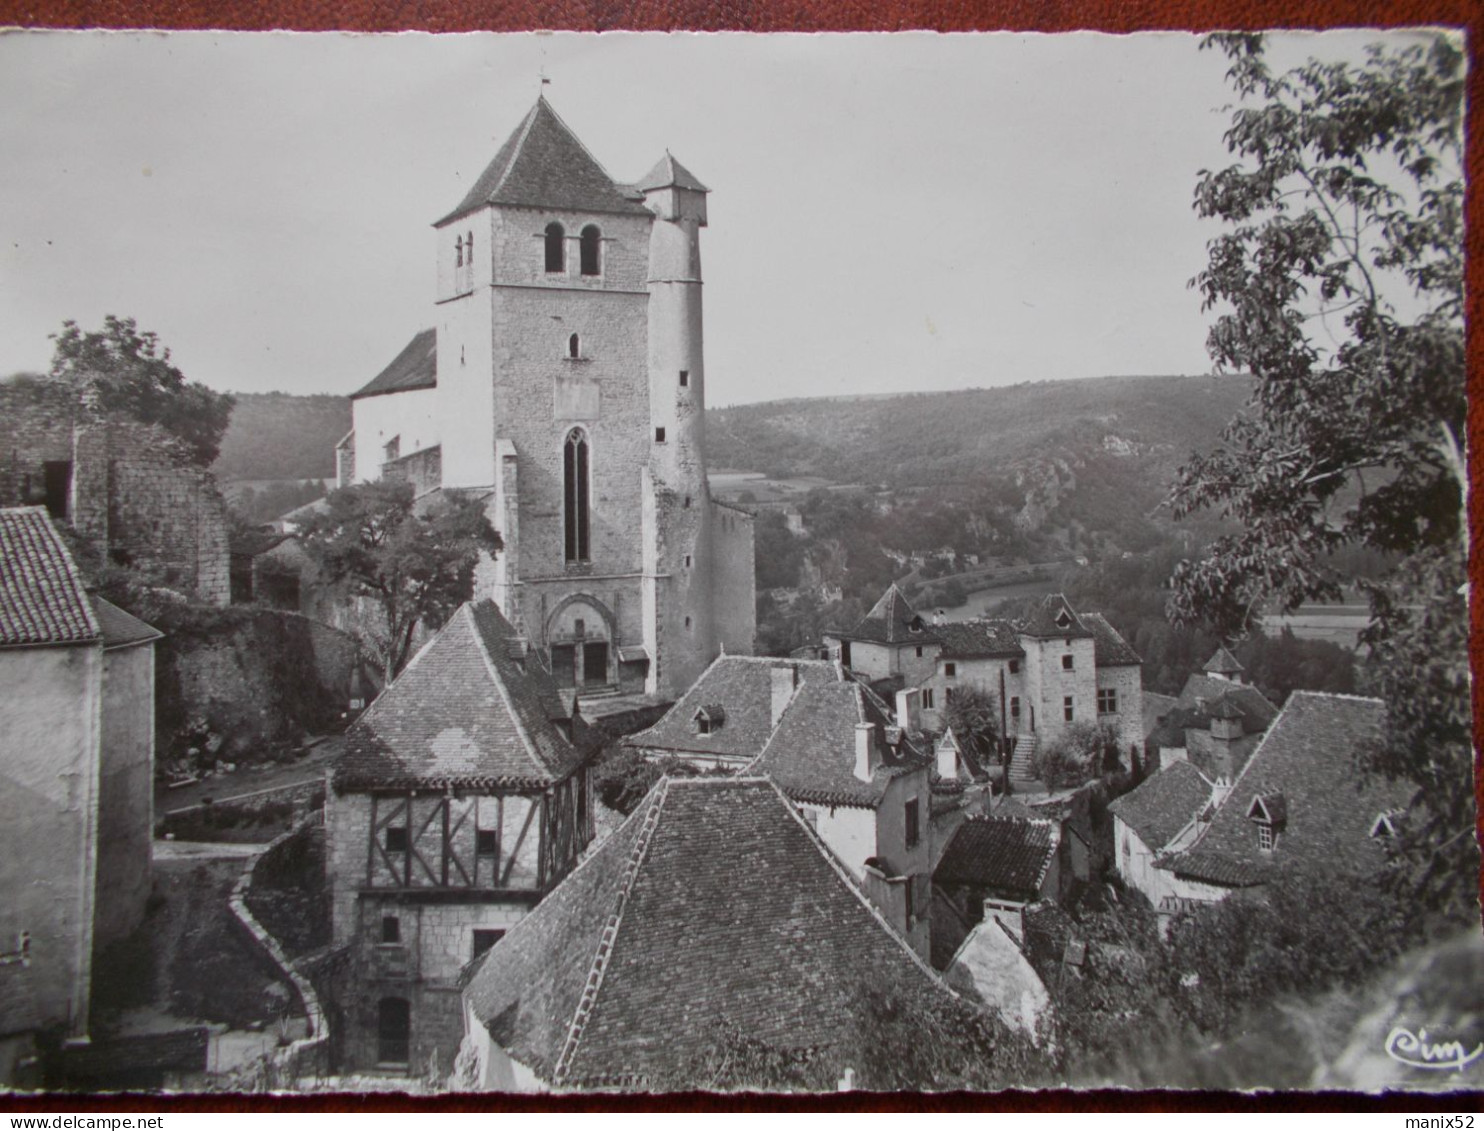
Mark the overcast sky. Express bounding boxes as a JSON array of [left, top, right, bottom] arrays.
[[0, 29, 1440, 406]]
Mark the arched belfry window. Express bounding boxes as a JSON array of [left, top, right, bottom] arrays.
[[568, 333, 580, 359], [545, 222, 565, 274], [564, 428, 590, 562], [580, 225, 602, 276]]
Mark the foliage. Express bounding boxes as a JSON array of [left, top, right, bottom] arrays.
[[752, 509, 808, 591], [1032, 720, 1121, 789], [1168, 33, 1470, 913], [296, 480, 501, 680], [942, 683, 1001, 768], [211, 391, 352, 481], [592, 747, 717, 816], [231, 479, 328, 525], [48, 316, 235, 466]]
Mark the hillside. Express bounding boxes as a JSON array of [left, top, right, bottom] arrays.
[[212, 392, 351, 482], [708, 373, 1252, 487]]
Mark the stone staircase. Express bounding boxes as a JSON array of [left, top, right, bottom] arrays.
[[1008, 734, 1041, 792]]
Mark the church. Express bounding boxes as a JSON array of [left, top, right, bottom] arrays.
[[334, 97, 755, 700]]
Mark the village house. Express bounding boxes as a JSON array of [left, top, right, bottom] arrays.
[[1118, 691, 1412, 917], [457, 776, 967, 1092], [325, 599, 595, 1076], [0, 507, 160, 1081], [822, 583, 939, 687], [624, 655, 935, 957], [932, 813, 1061, 948], [941, 916, 1051, 1041], [331, 96, 755, 701], [0, 379, 230, 606], [1148, 646, 1280, 775]]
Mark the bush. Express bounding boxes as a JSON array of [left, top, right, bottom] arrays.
[[1032, 721, 1120, 789]]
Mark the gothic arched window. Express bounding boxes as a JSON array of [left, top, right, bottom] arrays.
[[580, 224, 602, 276], [564, 428, 590, 562], [545, 222, 565, 274]]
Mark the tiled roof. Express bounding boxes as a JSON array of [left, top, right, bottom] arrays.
[[334, 600, 586, 791], [749, 676, 930, 810], [463, 776, 957, 1089], [0, 507, 100, 647], [1164, 692, 1412, 886], [1178, 675, 1280, 728], [91, 595, 162, 649], [632, 152, 709, 193], [1184, 727, 1265, 781], [624, 655, 840, 762], [838, 583, 935, 645], [1018, 593, 1092, 639], [933, 815, 1059, 898], [934, 620, 1023, 659], [437, 97, 652, 226], [1153, 849, 1266, 887], [1108, 761, 1212, 852], [351, 328, 437, 400], [1204, 645, 1245, 675], [1141, 692, 1181, 740], [1081, 612, 1141, 666]]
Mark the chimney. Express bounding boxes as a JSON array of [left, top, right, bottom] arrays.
[[854, 721, 878, 782], [770, 664, 798, 728], [895, 687, 921, 733]]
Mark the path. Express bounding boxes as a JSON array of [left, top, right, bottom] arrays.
[[157, 735, 342, 815]]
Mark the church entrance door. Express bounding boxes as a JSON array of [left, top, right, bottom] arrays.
[[582, 641, 609, 688]]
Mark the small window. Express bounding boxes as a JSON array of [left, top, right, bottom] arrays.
[[944, 687, 954, 704], [655, 427, 667, 443], [921, 689, 936, 710], [580, 224, 602, 276], [1009, 659, 1021, 675], [944, 662, 957, 677], [385, 826, 408, 852], [569, 333, 580, 358], [684, 615, 692, 629], [381, 915, 401, 944], [1097, 688, 1118, 714], [1010, 696, 1021, 721], [545, 221, 565, 273], [1257, 823, 1275, 852], [465, 229, 473, 263], [476, 830, 497, 856], [472, 929, 505, 958], [679, 370, 689, 387], [1063, 696, 1074, 722], [904, 797, 920, 849], [1062, 654, 1074, 671], [915, 645, 924, 658], [684, 554, 692, 568], [683, 495, 691, 508], [574, 618, 585, 637], [384, 436, 401, 463], [696, 714, 711, 735], [455, 234, 464, 268]]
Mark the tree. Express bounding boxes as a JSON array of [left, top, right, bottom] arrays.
[[1033, 720, 1120, 790], [942, 683, 1001, 768], [1167, 33, 1471, 908], [49, 316, 236, 466], [296, 480, 501, 680]]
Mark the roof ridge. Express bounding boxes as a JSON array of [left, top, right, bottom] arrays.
[[488, 101, 543, 203], [466, 602, 550, 778], [1287, 689, 1386, 705], [552, 776, 672, 1085]]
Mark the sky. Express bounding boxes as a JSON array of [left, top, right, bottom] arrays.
[[0, 28, 1443, 407]]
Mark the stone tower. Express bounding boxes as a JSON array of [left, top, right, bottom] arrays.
[[347, 96, 757, 701]]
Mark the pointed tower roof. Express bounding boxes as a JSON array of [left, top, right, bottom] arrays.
[[1204, 645, 1245, 676], [843, 583, 933, 645], [436, 97, 652, 226], [1018, 593, 1092, 639], [633, 151, 709, 194]]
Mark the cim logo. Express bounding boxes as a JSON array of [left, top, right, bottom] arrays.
[[1384, 1026, 1484, 1073]]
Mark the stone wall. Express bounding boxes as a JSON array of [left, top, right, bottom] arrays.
[[0, 381, 231, 606], [94, 639, 155, 955]]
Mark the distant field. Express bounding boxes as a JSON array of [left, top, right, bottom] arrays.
[[936, 577, 1064, 620], [1261, 605, 1369, 650], [708, 471, 842, 505]]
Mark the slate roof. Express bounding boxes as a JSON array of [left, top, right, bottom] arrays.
[[1160, 692, 1412, 887], [91, 595, 163, 649], [837, 583, 935, 645], [1204, 645, 1245, 675], [462, 776, 957, 1089], [632, 152, 709, 193], [748, 676, 931, 810], [1108, 761, 1212, 852], [437, 97, 653, 226], [624, 655, 840, 762], [1178, 674, 1280, 728], [934, 619, 1023, 659], [1018, 593, 1093, 639], [933, 815, 1059, 899], [334, 599, 587, 791], [0, 507, 100, 647], [1081, 612, 1141, 666], [351, 328, 437, 400]]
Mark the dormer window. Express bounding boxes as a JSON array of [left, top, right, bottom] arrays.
[[1247, 792, 1287, 853], [693, 704, 726, 735], [1369, 811, 1401, 839], [1055, 608, 1073, 630]]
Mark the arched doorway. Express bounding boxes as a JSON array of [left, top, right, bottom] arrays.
[[546, 597, 614, 691], [377, 996, 411, 1067]]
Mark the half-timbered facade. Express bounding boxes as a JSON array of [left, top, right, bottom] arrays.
[[326, 599, 594, 1075]]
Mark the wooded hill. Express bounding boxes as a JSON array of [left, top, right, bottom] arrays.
[[212, 392, 351, 482]]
